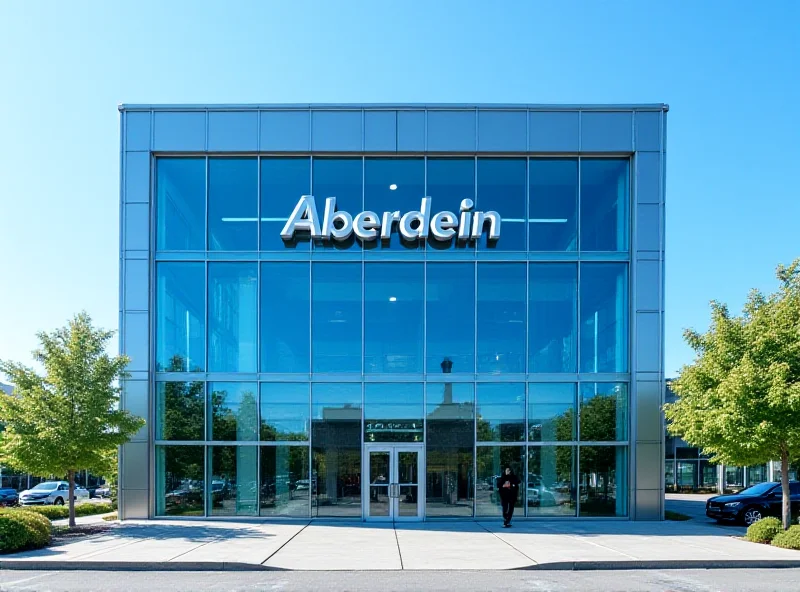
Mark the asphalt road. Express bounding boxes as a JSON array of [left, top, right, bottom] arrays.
[[2, 569, 800, 592]]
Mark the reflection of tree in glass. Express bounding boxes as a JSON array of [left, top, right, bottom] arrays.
[[162, 356, 204, 440], [260, 422, 308, 442], [211, 387, 257, 441]]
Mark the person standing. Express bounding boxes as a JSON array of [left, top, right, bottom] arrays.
[[496, 467, 520, 527]]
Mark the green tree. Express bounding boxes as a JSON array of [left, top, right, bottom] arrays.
[[665, 260, 800, 529], [0, 313, 145, 527]]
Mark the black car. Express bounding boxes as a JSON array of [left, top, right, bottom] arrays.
[[0, 488, 19, 507], [706, 481, 800, 526]]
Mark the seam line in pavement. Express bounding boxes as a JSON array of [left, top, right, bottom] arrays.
[[260, 521, 311, 566], [392, 523, 405, 570], [166, 535, 226, 562], [475, 521, 537, 566]]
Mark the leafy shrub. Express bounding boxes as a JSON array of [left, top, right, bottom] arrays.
[[772, 525, 800, 550], [23, 502, 114, 520], [76, 502, 113, 516], [746, 517, 782, 543], [0, 509, 52, 553]]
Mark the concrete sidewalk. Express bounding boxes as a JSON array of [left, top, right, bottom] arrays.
[[3, 518, 800, 571]]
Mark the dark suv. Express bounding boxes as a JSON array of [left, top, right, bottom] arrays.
[[0, 488, 19, 507], [706, 481, 800, 526]]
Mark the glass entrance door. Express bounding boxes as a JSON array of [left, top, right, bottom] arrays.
[[365, 444, 423, 521]]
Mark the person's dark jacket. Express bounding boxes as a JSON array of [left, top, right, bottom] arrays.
[[496, 473, 520, 501]]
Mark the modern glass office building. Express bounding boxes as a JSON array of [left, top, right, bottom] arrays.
[[118, 104, 667, 521]]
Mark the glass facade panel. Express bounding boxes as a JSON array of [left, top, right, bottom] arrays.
[[155, 445, 205, 516], [156, 158, 205, 251], [311, 383, 361, 517], [529, 159, 577, 251], [476, 383, 525, 442], [313, 158, 363, 250], [579, 383, 628, 442], [209, 445, 258, 516], [529, 264, 577, 373], [364, 383, 423, 443], [477, 263, 526, 373], [364, 263, 424, 373], [364, 158, 424, 250], [261, 157, 311, 251], [426, 383, 474, 517], [260, 446, 310, 517], [426, 158, 474, 251], [155, 382, 204, 441], [528, 446, 576, 516], [208, 263, 258, 373], [259, 383, 309, 441], [580, 158, 629, 252], [426, 263, 475, 373], [208, 382, 259, 442], [156, 262, 205, 372], [208, 158, 258, 251], [578, 446, 627, 517], [579, 263, 628, 373], [260, 262, 310, 373], [528, 383, 576, 442], [476, 446, 524, 516], [312, 263, 361, 373], [477, 158, 526, 251]]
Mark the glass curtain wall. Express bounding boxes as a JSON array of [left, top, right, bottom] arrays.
[[153, 155, 631, 519]]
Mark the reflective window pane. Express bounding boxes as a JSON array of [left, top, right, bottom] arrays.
[[156, 158, 205, 251], [579, 263, 628, 373], [155, 382, 204, 441], [260, 445, 310, 517], [475, 446, 524, 516], [312, 263, 362, 373], [527, 446, 576, 516], [261, 157, 311, 251], [476, 383, 525, 442], [365, 263, 423, 373], [208, 158, 258, 251], [261, 262, 309, 373], [260, 383, 309, 441], [426, 263, 475, 373], [477, 263, 526, 373], [209, 445, 258, 516], [426, 383, 474, 517], [209, 382, 259, 442], [580, 158, 629, 251], [529, 159, 578, 251], [209, 263, 258, 373], [427, 158, 474, 251], [364, 158, 424, 250], [156, 445, 204, 516], [529, 264, 577, 373], [313, 158, 362, 250], [477, 158, 525, 251], [311, 384, 362, 517], [528, 383, 576, 442], [579, 446, 628, 516], [579, 383, 628, 442], [364, 383, 423, 443], [156, 262, 205, 372]]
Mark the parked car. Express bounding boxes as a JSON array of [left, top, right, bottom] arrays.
[[0, 487, 19, 507], [706, 481, 800, 526], [95, 486, 111, 498], [19, 481, 90, 506]]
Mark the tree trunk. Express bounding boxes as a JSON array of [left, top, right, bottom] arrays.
[[781, 448, 791, 531], [68, 470, 76, 529]]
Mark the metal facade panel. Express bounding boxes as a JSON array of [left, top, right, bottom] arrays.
[[635, 380, 663, 441], [635, 111, 661, 152], [636, 152, 661, 204], [364, 110, 397, 151], [260, 110, 311, 151], [397, 111, 425, 151], [311, 110, 363, 151], [125, 152, 150, 204], [635, 204, 661, 252], [635, 443, 662, 490], [634, 488, 663, 520], [477, 110, 526, 151], [122, 380, 149, 442], [426, 110, 477, 151], [635, 312, 662, 373], [123, 312, 149, 372], [124, 203, 149, 251], [120, 488, 149, 520], [581, 111, 633, 152], [124, 259, 149, 312], [126, 111, 151, 151], [153, 111, 206, 151], [635, 260, 661, 311], [208, 111, 258, 151], [120, 441, 148, 489], [528, 111, 579, 152]]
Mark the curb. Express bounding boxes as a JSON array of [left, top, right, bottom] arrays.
[[0, 561, 285, 571]]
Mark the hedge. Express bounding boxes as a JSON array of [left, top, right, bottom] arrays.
[[22, 502, 114, 520], [772, 525, 800, 550], [745, 517, 783, 544], [0, 509, 52, 553]]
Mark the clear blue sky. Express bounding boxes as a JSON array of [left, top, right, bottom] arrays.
[[1, 0, 798, 378]]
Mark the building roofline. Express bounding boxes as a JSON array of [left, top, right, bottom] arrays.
[[118, 102, 669, 112]]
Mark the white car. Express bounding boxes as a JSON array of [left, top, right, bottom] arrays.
[[19, 481, 90, 506]]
